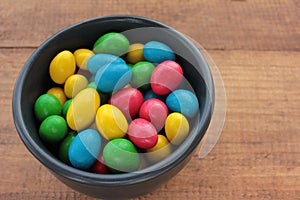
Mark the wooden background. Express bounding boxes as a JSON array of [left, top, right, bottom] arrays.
[[1, 0, 299, 199]]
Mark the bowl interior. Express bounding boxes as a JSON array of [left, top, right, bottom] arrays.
[[13, 16, 214, 184]]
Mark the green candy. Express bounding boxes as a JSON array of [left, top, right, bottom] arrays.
[[93, 32, 130, 56], [39, 115, 68, 143], [103, 138, 140, 173], [58, 131, 77, 164], [87, 81, 110, 105], [62, 99, 72, 118], [131, 61, 155, 90], [34, 94, 62, 122]]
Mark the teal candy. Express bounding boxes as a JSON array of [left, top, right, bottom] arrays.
[[68, 129, 101, 170], [143, 41, 175, 63], [87, 54, 125, 74], [166, 89, 199, 118], [144, 90, 165, 101], [95, 62, 132, 93]]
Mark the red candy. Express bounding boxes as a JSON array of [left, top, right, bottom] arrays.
[[150, 60, 183, 95], [89, 156, 109, 174], [127, 118, 158, 149], [109, 88, 144, 120], [139, 99, 168, 131]]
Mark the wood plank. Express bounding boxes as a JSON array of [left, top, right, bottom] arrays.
[[1, 48, 300, 199], [0, 0, 299, 51]]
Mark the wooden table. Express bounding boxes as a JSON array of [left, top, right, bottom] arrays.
[[1, 1, 299, 199]]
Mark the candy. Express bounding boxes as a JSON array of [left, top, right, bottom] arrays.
[[108, 88, 144, 120], [47, 87, 67, 106], [146, 135, 172, 163], [66, 88, 100, 131], [62, 99, 72, 118], [139, 99, 168, 132], [166, 89, 199, 118], [127, 118, 158, 149], [165, 112, 189, 145], [143, 90, 165, 101], [103, 138, 140, 173], [126, 43, 144, 64], [150, 60, 183, 95], [130, 61, 155, 90], [58, 131, 77, 164], [73, 49, 94, 70], [93, 32, 130, 56], [64, 74, 88, 98], [95, 104, 128, 140], [39, 115, 68, 143], [34, 94, 62, 122], [68, 129, 101, 170], [49, 50, 76, 84], [87, 54, 125, 74], [143, 41, 175, 63], [95, 62, 132, 93], [90, 156, 109, 174]]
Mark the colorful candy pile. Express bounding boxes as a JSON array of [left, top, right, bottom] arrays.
[[34, 32, 199, 174]]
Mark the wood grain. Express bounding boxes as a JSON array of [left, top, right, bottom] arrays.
[[1, 0, 300, 199], [0, 0, 299, 51]]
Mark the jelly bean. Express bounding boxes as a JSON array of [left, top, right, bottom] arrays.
[[67, 88, 100, 131], [131, 61, 155, 90], [49, 50, 76, 84], [108, 88, 143, 120], [39, 115, 68, 143], [95, 104, 128, 140], [68, 129, 101, 170], [103, 138, 140, 173], [47, 87, 67, 107], [87, 54, 125, 74], [144, 90, 165, 101], [58, 131, 77, 164], [128, 118, 158, 149], [95, 62, 132, 93], [34, 94, 62, 122], [73, 49, 94, 70], [139, 99, 168, 132], [90, 156, 109, 174], [151, 60, 183, 95], [93, 32, 130, 56], [64, 74, 88, 98], [143, 41, 175, 63], [165, 112, 190, 145], [126, 43, 144, 64], [166, 89, 199, 118], [146, 135, 172, 163]]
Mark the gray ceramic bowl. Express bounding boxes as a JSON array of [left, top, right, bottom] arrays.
[[13, 15, 214, 199]]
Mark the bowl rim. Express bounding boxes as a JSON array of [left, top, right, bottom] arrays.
[[12, 14, 214, 186]]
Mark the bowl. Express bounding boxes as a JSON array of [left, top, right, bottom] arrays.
[[12, 15, 214, 199]]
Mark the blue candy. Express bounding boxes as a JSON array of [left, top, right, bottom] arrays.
[[87, 54, 125, 74], [144, 90, 165, 101], [143, 41, 175, 63], [166, 89, 199, 118], [68, 129, 101, 170], [95, 62, 132, 93]]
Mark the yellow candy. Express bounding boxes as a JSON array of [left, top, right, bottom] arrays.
[[64, 74, 88, 98], [165, 112, 190, 145], [74, 49, 94, 70], [146, 135, 172, 163], [49, 50, 76, 84], [66, 88, 100, 131], [96, 104, 128, 140], [126, 43, 144, 64], [46, 87, 67, 106]]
